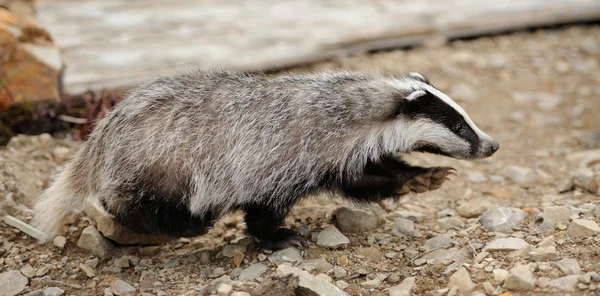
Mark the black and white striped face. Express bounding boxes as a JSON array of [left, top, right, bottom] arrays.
[[396, 73, 499, 160]]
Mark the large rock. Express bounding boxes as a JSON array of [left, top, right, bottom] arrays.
[[277, 264, 347, 296], [333, 206, 381, 233], [0, 8, 63, 107], [0, 270, 28, 296], [84, 199, 177, 245], [76, 225, 114, 258], [479, 207, 528, 232]]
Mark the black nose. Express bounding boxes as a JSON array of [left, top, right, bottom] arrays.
[[490, 141, 500, 153]]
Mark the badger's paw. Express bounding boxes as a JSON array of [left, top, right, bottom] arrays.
[[257, 228, 307, 251], [397, 167, 456, 194]]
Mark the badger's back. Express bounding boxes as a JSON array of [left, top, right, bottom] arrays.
[[33, 69, 408, 240]]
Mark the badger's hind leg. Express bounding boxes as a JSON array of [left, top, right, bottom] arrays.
[[243, 202, 307, 250], [100, 186, 215, 238]]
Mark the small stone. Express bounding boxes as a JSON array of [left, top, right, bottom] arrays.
[[482, 281, 495, 294], [479, 207, 528, 232], [222, 244, 246, 258], [579, 274, 592, 284], [484, 238, 530, 252], [388, 277, 417, 296], [217, 284, 233, 296], [336, 280, 349, 290], [76, 226, 114, 258], [268, 247, 303, 264], [573, 172, 600, 194], [550, 275, 579, 292], [209, 267, 226, 278], [423, 235, 457, 251], [332, 267, 347, 279], [392, 218, 415, 237], [361, 278, 381, 288], [277, 265, 347, 295], [355, 247, 384, 261], [36, 265, 51, 277], [110, 280, 136, 296], [553, 259, 582, 275], [0, 270, 28, 296], [20, 265, 36, 278], [437, 217, 465, 230], [503, 264, 536, 291], [456, 198, 492, 218], [502, 165, 537, 186], [79, 263, 97, 278], [139, 246, 161, 256], [334, 206, 380, 233], [391, 211, 426, 222], [538, 277, 551, 288], [238, 263, 268, 281], [101, 267, 122, 274], [529, 246, 560, 261], [540, 206, 572, 232], [567, 219, 600, 238], [316, 225, 350, 248], [337, 255, 349, 266], [448, 267, 476, 293], [387, 274, 401, 284], [493, 269, 510, 283], [114, 258, 130, 268], [52, 236, 66, 249], [537, 236, 557, 248], [466, 171, 487, 183], [43, 287, 64, 296], [588, 271, 600, 282], [231, 293, 250, 296]]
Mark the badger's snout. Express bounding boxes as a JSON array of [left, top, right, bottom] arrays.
[[479, 138, 500, 158]]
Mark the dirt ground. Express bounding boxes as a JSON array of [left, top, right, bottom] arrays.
[[0, 25, 599, 296]]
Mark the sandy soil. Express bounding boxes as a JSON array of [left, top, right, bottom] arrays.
[[0, 25, 599, 296]]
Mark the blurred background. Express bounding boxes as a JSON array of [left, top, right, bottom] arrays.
[[1, 1, 600, 295]]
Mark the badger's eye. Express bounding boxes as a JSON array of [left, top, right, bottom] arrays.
[[454, 123, 464, 133]]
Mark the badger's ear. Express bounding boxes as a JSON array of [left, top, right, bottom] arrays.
[[408, 72, 431, 85], [405, 90, 427, 101], [391, 90, 425, 118]]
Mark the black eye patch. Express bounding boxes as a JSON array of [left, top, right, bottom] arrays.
[[404, 91, 480, 153]]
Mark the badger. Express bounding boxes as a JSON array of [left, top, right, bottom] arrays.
[[32, 69, 499, 250]]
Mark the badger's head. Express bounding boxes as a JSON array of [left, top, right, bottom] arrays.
[[391, 73, 499, 160]]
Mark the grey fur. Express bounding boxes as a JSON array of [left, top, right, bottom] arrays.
[[32, 68, 496, 241]]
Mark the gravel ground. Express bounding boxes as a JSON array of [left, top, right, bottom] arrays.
[[0, 25, 599, 296]]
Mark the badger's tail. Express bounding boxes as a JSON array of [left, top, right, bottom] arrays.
[[31, 160, 89, 243]]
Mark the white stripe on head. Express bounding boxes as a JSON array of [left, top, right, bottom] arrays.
[[422, 84, 492, 141]]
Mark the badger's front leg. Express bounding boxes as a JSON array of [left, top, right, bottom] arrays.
[[243, 202, 306, 250], [340, 155, 455, 201]]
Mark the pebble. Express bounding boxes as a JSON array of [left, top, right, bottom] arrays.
[[110, 280, 136, 296], [355, 247, 384, 261], [479, 207, 528, 232], [550, 275, 579, 292], [484, 238, 530, 252], [502, 165, 537, 186], [114, 258, 130, 268], [387, 274, 401, 284], [466, 171, 487, 183], [79, 263, 97, 278], [20, 265, 36, 278], [456, 198, 492, 218], [316, 225, 350, 248], [231, 293, 250, 296], [540, 206, 572, 232], [423, 235, 457, 251], [268, 247, 304, 264], [36, 265, 51, 277], [360, 278, 381, 288], [52, 236, 66, 249], [493, 269, 510, 283], [553, 258, 582, 275], [43, 287, 64, 296], [0, 270, 29, 296], [437, 217, 465, 230], [335, 280, 349, 290], [217, 284, 233, 296], [573, 172, 600, 194], [538, 277, 551, 288], [529, 246, 560, 261], [391, 210, 426, 222], [448, 267, 475, 293], [503, 264, 536, 291], [449, 83, 478, 102], [595, 206, 600, 219], [277, 265, 347, 296], [333, 206, 380, 233], [222, 244, 247, 258], [588, 271, 600, 282], [567, 219, 600, 238], [333, 267, 347, 279], [238, 263, 268, 281], [392, 218, 415, 237], [389, 277, 416, 296], [76, 226, 114, 258]]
